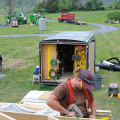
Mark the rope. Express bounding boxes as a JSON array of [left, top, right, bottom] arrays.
[[50, 59, 57, 67], [49, 69, 56, 79]]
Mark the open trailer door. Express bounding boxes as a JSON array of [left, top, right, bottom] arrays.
[[39, 31, 95, 86], [88, 41, 95, 73]]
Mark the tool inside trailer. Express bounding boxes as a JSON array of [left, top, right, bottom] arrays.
[[41, 44, 87, 82], [57, 44, 74, 80]]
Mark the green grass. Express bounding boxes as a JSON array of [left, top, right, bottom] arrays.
[[93, 31, 120, 119], [0, 10, 120, 119], [0, 37, 54, 103], [0, 21, 97, 35]]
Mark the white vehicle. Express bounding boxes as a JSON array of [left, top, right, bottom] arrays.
[[10, 17, 18, 27]]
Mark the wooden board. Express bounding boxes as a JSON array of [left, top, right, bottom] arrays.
[[0, 102, 112, 117], [0, 110, 101, 120], [88, 42, 95, 73], [38, 91, 52, 99], [20, 90, 52, 104], [42, 44, 48, 79], [0, 112, 16, 120], [48, 116, 59, 120]]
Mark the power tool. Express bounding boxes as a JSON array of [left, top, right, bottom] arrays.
[[67, 103, 83, 117], [108, 83, 119, 97]]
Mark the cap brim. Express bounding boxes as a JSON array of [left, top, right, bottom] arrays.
[[84, 81, 94, 90]]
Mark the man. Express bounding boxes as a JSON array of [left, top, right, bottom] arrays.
[[47, 67, 96, 118]]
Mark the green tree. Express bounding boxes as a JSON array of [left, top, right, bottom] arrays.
[[85, 0, 105, 11], [32, 1, 47, 13], [106, 0, 120, 10], [86, 2, 92, 10], [58, 0, 73, 11], [113, 0, 120, 9], [90, 0, 98, 10], [98, 0, 105, 10], [107, 12, 120, 21], [46, 0, 58, 13]]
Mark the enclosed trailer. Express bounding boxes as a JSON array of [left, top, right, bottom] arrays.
[[39, 31, 95, 86]]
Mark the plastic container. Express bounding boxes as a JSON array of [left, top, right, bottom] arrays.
[[36, 66, 39, 71], [39, 17, 46, 31], [93, 75, 103, 90]]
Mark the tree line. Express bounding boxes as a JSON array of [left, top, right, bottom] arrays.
[[32, 0, 120, 13], [33, 0, 105, 13]]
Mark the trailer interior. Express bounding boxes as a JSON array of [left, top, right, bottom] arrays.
[[41, 44, 87, 84]]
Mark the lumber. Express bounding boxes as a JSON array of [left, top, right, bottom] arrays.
[[39, 91, 52, 99], [0, 110, 101, 120], [48, 116, 59, 120], [88, 109, 112, 117], [0, 102, 112, 116], [0, 112, 16, 120]]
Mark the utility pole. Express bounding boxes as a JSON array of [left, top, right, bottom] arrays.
[[9, 0, 13, 19]]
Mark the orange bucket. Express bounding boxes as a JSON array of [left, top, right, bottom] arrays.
[[117, 93, 120, 99]]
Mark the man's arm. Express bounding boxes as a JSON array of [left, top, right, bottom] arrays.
[[90, 96, 96, 118], [47, 94, 77, 116]]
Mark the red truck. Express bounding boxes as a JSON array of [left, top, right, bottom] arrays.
[[58, 12, 75, 23]]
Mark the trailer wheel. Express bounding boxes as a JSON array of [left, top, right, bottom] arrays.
[[58, 20, 61, 22], [63, 20, 67, 23]]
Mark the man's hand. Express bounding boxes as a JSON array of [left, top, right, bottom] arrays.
[[68, 111, 77, 117]]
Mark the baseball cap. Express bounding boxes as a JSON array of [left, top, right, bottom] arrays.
[[77, 69, 94, 90]]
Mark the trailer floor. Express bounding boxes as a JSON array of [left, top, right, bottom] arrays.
[[58, 72, 73, 82]]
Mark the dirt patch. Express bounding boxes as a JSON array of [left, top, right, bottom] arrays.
[[3, 58, 22, 69], [3, 58, 34, 70]]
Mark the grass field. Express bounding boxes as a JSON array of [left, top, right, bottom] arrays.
[[0, 10, 120, 119]]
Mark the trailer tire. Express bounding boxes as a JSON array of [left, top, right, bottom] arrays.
[[58, 20, 61, 22], [63, 20, 67, 23]]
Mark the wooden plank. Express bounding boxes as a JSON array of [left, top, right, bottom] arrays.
[[48, 116, 59, 120], [42, 44, 48, 79], [88, 109, 112, 117], [20, 90, 52, 104], [0, 112, 16, 120], [0, 110, 101, 120], [88, 42, 95, 73], [38, 91, 52, 99]]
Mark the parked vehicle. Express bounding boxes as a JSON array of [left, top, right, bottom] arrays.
[[39, 31, 95, 86], [58, 12, 75, 23], [6, 12, 27, 25], [30, 13, 41, 25], [16, 13, 27, 25], [10, 17, 18, 27], [0, 53, 2, 72]]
